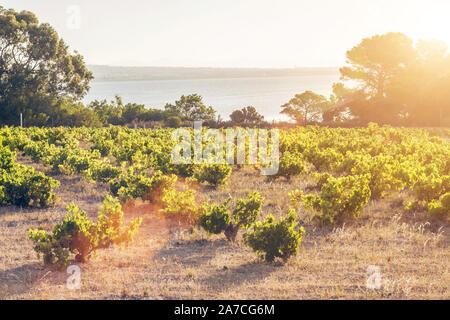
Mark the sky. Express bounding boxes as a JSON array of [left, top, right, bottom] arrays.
[[2, 0, 450, 68]]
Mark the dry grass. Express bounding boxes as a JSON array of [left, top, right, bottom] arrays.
[[0, 161, 449, 300]]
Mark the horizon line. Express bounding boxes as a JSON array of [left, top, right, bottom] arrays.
[[87, 64, 341, 70]]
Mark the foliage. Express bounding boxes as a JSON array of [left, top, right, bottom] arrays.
[[0, 144, 59, 208], [29, 196, 142, 270], [194, 163, 232, 187], [232, 192, 264, 229], [428, 193, 450, 218], [88, 95, 169, 126], [87, 161, 121, 183], [281, 91, 331, 125], [200, 199, 232, 235], [294, 175, 372, 224], [244, 210, 305, 262], [160, 187, 204, 225], [225, 191, 264, 242], [110, 168, 176, 203], [229, 106, 266, 127], [199, 192, 264, 242], [166, 116, 183, 128], [271, 151, 307, 180], [165, 94, 216, 121], [2, 125, 448, 223], [334, 32, 450, 126], [0, 7, 92, 126], [0, 144, 15, 170]]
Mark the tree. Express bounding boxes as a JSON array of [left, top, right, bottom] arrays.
[[281, 91, 330, 125], [0, 6, 93, 125], [88, 95, 169, 126], [386, 39, 450, 126], [229, 106, 265, 127], [88, 95, 124, 125], [322, 83, 359, 124], [335, 32, 450, 125], [165, 94, 216, 121], [52, 100, 101, 127], [122, 103, 146, 124], [340, 32, 416, 99]]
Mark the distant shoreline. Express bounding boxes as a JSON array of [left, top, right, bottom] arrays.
[[88, 65, 340, 82]]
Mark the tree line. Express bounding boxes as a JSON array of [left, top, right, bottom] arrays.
[[282, 33, 450, 127], [1, 7, 448, 128]]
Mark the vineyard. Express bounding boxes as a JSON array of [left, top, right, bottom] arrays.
[[0, 124, 449, 299]]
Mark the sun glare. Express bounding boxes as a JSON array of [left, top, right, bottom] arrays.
[[408, 3, 450, 49]]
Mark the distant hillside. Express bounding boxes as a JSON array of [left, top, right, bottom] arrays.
[[88, 65, 340, 82]]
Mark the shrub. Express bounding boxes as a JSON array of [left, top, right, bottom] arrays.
[[23, 141, 54, 163], [225, 192, 264, 242], [244, 210, 305, 263], [295, 174, 371, 224], [0, 165, 60, 208], [271, 151, 307, 180], [200, 199, 232, 235], [199, 192, 264, 242], [351, 155, 404, 199], [29, 196, 142, 270], [428, 193, 450, 218], [313, 172, 333, 189], [413, 174, 450, 203], [87, 161, 121, 183], [194, 163, 232, 187], [0, 145, 15, 170], [90, 138, 114, 157], [45, 146, 100, 175], [160, 187, 205, 225], [166, 116, 182, 128], [110, 168, 176, 203]]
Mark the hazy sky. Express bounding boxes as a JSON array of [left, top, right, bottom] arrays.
[[3, 0, 450, 67]]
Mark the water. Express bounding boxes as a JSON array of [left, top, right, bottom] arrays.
[[84, 74, 340, 121]]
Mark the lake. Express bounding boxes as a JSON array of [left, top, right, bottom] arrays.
[[84, 74, 340, 121]]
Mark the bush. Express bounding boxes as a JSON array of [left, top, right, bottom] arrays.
[[90, 137, 114, 156], [23, 141, 54, 163], [200, 199, 232, 235], [244, 210, 305, 262], [110, 168, 176, 203], [29, 196, 142, 270], [87, 161, 121, 183], [194, 163, 232, 187], [313, 172, 333, 189], [225, 192, 264, 242], [160, 187, 204, 225], [413, 174, 450, 203], [0, 165, 60, 208], [166, 116, 182, 128], [0, 145, 15, 170], [45, 146, 100, 175], [199, 192, 264, 242], [351, 155, 404, 199], [428, 193, 450, 218], [271, 151, 307, 180], [294, 174, 371, 224]]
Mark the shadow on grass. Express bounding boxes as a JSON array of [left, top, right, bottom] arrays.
[[198, 260, 278, 296], [152, 237, 279, 297], [0, 263, 44, 298], [152, 239, 230, 268]]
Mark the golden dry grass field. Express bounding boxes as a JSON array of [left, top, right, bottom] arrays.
[[0, 152, 448, 300]]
